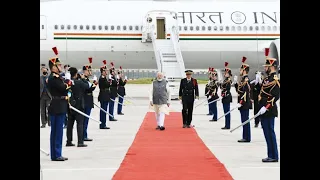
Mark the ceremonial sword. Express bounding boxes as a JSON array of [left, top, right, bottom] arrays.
[[110, 98, 125, 106], [40, 148, 49, 156], [69, 105, 101, 124], [93, 103, 114, 118], [216, 106, 238, 121], [203, 98, 221, 106], [117, 93, 134, 105], [230, 112, 261, 133]]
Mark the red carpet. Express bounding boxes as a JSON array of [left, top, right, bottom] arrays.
[[112, 112, 234, 180]]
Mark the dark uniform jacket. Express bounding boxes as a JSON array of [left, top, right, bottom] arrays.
[[258, 72, 280, 118], [117, 78, 127, 96], [235, 75, 252, 110], [220, 77, 232, 104], [251, 82, 262, 101], [207, 80, 219, 101], [83, 77, 96, 109], [98, 75, 111, 102], [47, 72, 69, 115], [179, 78, 199, 102], [69, 78, 90, 111], [109, 75, 118, 98]]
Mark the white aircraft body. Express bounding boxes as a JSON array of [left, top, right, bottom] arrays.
[[40, 1, 280, 71]]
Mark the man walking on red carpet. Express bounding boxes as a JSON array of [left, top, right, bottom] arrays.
[[149, 72, 171, 131]]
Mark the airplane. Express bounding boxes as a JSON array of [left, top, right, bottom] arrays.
[[40, 0, 280, 73]]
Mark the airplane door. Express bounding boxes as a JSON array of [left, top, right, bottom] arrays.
[[156, 19, 166, 39], [40, 15, 47, 40]]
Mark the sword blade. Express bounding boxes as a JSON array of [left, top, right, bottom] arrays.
[[216, 107, 237, 121], [117, 93, 133, 104], [69, 105, 101, 124], [110, 98, 124, 106], [204, 98, 220, 106], [230, 112, 261, 133], [194, 98, 209, 108], [94, 103, 114, 118], [40, 148, 49, 156]]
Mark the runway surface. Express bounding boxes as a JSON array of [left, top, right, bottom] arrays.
[[40, 84, 280, 180]]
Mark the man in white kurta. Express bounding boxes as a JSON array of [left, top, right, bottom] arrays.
[[149, 72, 171, 130]]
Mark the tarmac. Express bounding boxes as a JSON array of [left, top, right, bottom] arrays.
[[40, 84, 280, 180]]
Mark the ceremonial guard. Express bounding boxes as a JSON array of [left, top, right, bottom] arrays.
[[207, 68, 219, 122], [205, 68, 213, 115], [108, 62, 118, 121], [117, 66, 127, 115], [250, 71, 263, 128], [149, 72, 171, 130], [40, 66, 51, 128], [220, 62, 233, 129], [61, 64, 70, 128], [47, 47, 71, 161], [83, 57, 97, 141], [66, 67, 90, 147], [178, 70, 199, 128], [257, 54, 280, 162], [234, 57, 252, 143], [98, 60, 111, 129]]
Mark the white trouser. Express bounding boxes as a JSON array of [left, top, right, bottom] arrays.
[[155, 112, 165, 127]]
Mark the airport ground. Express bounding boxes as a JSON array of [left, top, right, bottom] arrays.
[[40, 84, 280, 180]]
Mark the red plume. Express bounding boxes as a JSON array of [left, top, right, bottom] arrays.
[[88, 57, 92, 64], [212, 68, 215, 72], [242, 56, 247, 63], [265, 48, 270, 56], [103, 60, 106, 65], [225, 62, 229, 67], [208, 67, 211, 71], [110, 62, 114, 66], [52, 47, 58, 55], [120, 66, 122, 70]]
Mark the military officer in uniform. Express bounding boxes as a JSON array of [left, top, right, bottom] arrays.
[[108, 62, 118, 121], [220, 62, 233, 129], [98, 60, 111, 129], [66, 67, 91, 147], [207, 68, 219, 122], [82, 58, 97, 141], [205, 68, 213, 115], [250, 71, 263, 127], [257, 57, 280, 163], [47, 54, 71, 161], [178, 70, 199, 128], [117, 66, 127, 115], [234, 57, 252, 143]]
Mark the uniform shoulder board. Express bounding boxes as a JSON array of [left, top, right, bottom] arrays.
[[273, 74, 279, 81], [244, 77, 249, 82]]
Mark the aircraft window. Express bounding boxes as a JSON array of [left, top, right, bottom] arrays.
[[92, 25, 96, 30], [219, 26, 223, 31], [208, 26, 212, 31], [86, 25, 90, 30], [202, 26, 205, 31], [249, 26, 253, 31], [105, 25, 108, 30], [196, 26, 199, 31], [61, 25, 65, 30], [135, 26, 139, 30], [117, 26, 120, 30], [129, 25, 133, 30], [54, 25, 58, 30], [98, 25, 102, 30], [243, 26, 247, 31], [190, 26, 194, 31], [111, 26, 115, 30], [225, 26, 229, 31], [41, 25, 45, 29], [73, 25, 77, 30], [80, 25, 83, 30], [261, 26, 265, 31], [231, 26, 235, 31], [184, 26, 187, 31], [179, 26, 181, 31], [237, 26, 241, 31], [273, 26, 277, 31], [255, 26, 259, 31], [123, 26, 127, 30], [67, 25, 71, 30], [213, 26, 217, 31], [267, 26, 271, 31]]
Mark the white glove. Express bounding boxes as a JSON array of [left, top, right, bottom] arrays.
[[92, 75, 97, 81], [116, 75, 119, 79], [250, 80, 256, 84], [236, 103, 242, 108], [71, 80, 74, 85], [65, 73, 71, 80], [109, 74, 112, 79], [208, 96, 212, 99], [233, 75, 238, 82], [125, 76, 128, 80], [88, 82, 92, 87], [67, 91, 72, 98], [259, 106, 267, 115], [194, 99, 199, 102]]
